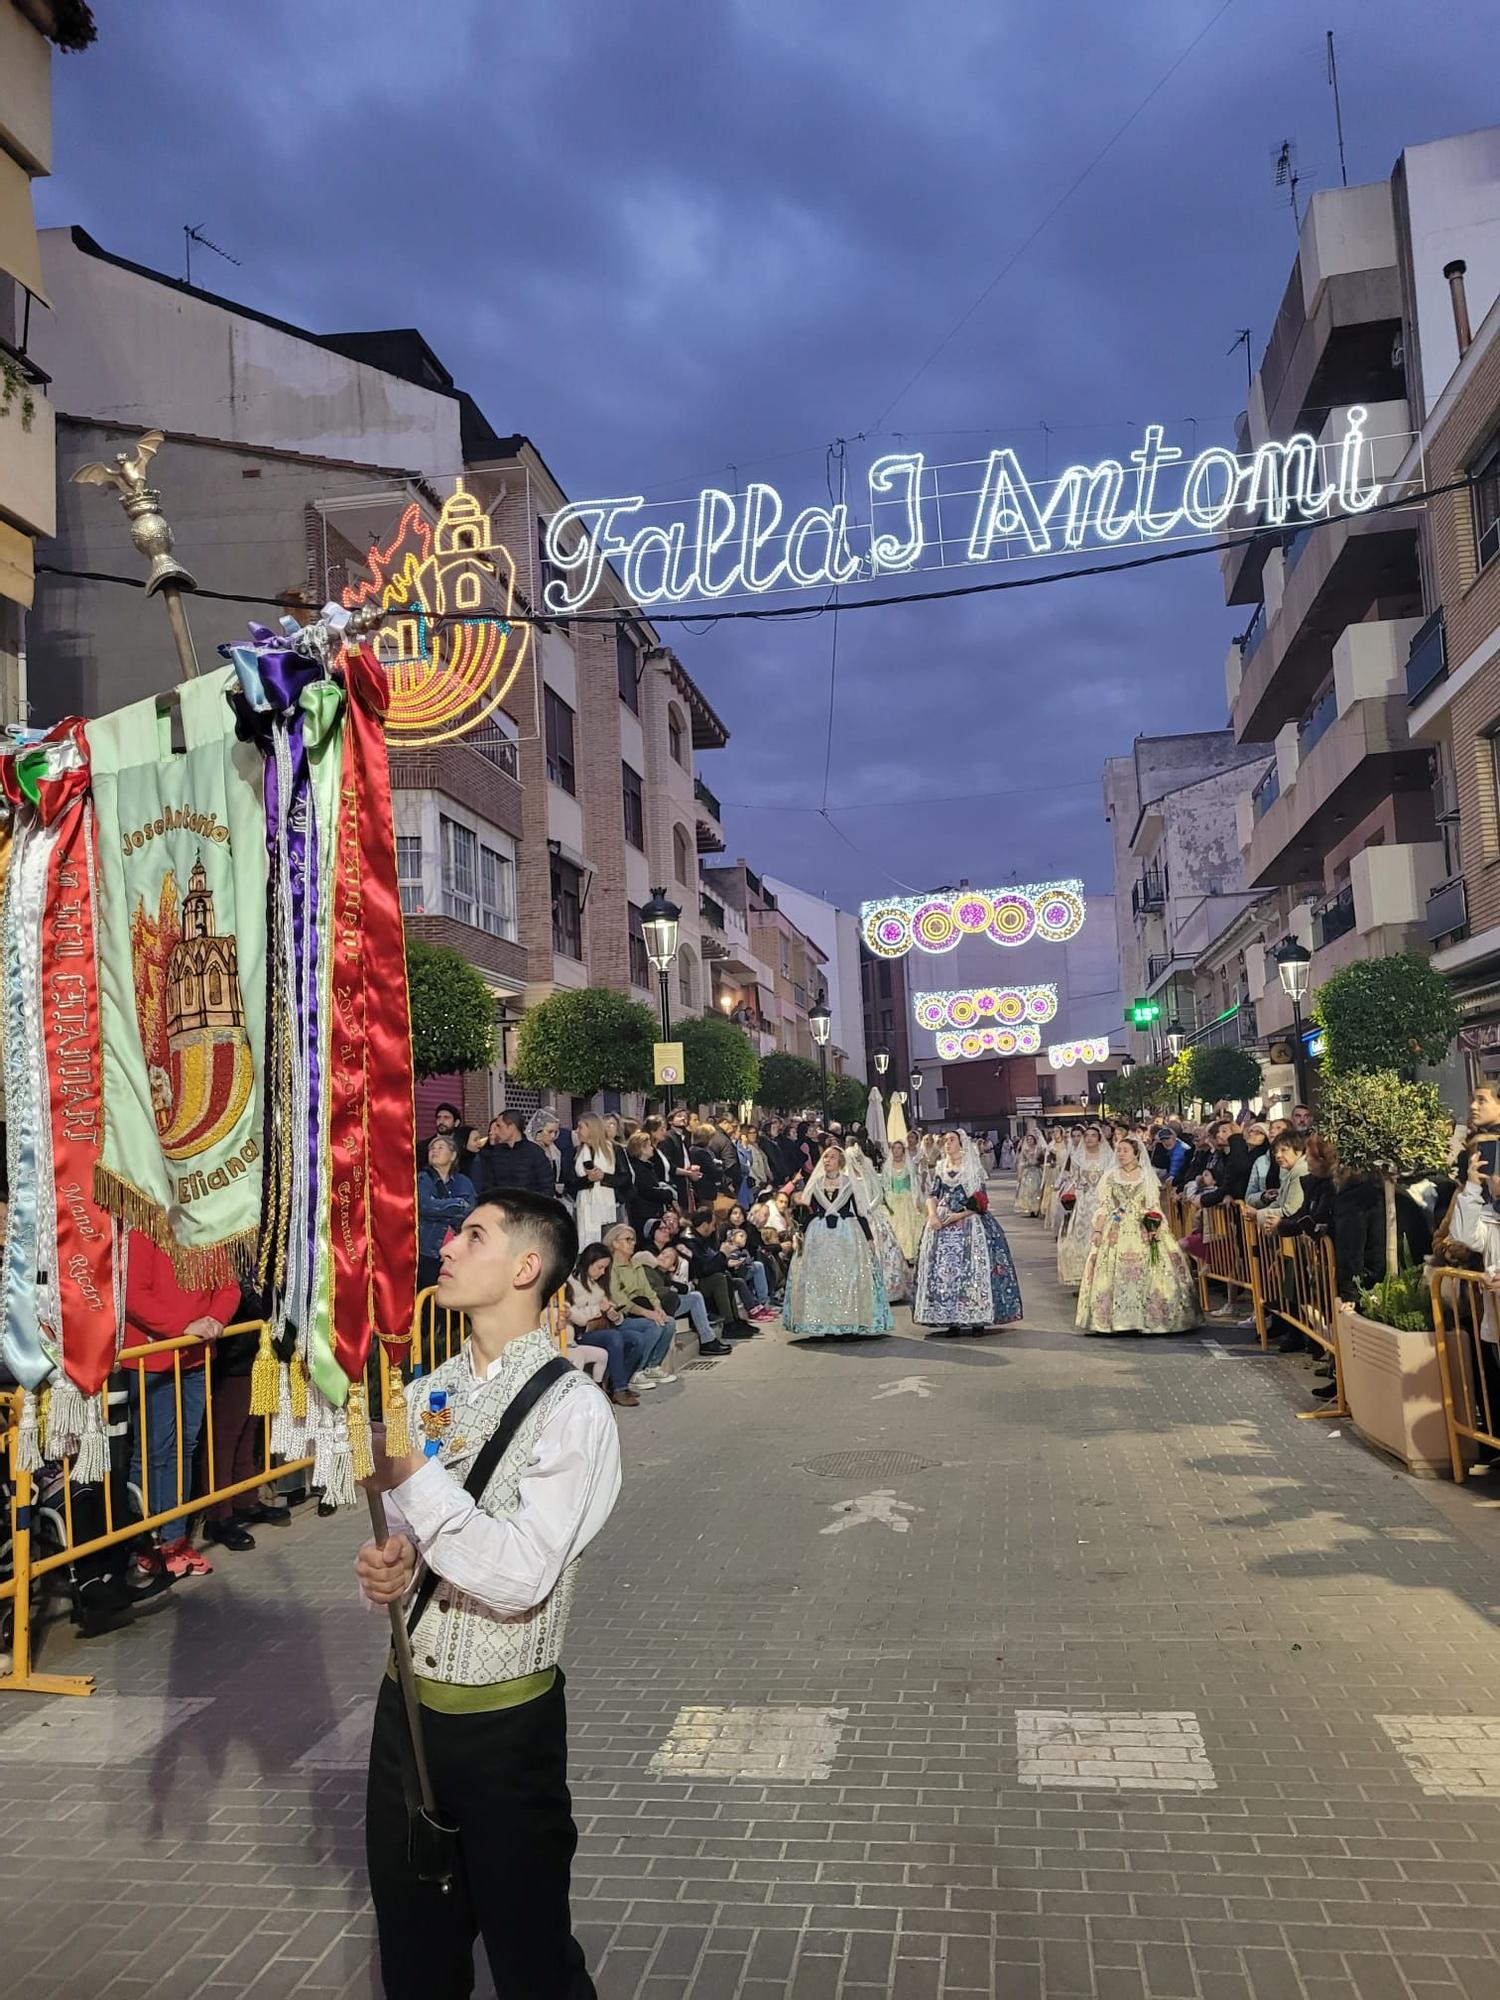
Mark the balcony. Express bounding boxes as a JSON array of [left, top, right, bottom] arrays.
[[1147, 953, 1170, 984], [693, 774, 726, 854], [698, 888, 730, 958], [1428, 875, 1468, 945], [1297, 683, 1337, 757], [1313, 883, 1356, 950], [1251, 764, 1280, 819], [1131, 867, 1166, 918], [465, 719, 520, 780], [1405, 609, 1447, 707]]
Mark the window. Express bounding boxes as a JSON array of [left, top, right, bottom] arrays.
[[628, 902, 650, 989], [779, 934, 790, 976], [622, 761, 645, 850], [551, 856, 583, 959], [1475, 434, 1500, 572], [678, 946, 695, 1010], [668, 705, 686, 767], [397, 835, 424, 916], [441, 817, 478, 924], [793, 981, 807, 1010], [616, 629, 639, 712], [672, 823, 692, 885], [479, 843, 516, 940], [544, 687, 576, 794]]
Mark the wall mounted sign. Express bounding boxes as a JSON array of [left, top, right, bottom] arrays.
[[339, 482, 529, 746], [863, 883, 1084, 958], [914, 985, 1058, 1031], [1048, 1037, 1112, 1070], [542, 410, 1393, 613]]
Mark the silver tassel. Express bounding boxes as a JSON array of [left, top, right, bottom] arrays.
[[14, 1387, 42, 1474], [45, 1376, 85, 1461], [74, 1393, 110, 1484]]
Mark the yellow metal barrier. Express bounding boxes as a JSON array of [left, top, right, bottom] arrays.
[[1429, 1265, 1500, 1485], [1192, 1201, 1265, 1338], [2, 1283, 571, 1699]]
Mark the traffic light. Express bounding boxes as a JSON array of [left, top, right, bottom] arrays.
[[1126, 999, 1161, 1027]]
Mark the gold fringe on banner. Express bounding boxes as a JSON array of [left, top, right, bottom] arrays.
[[346, 1381, 375, 1484], [92, 1162, 259, 1287], [289, 1348, 309, 1421], [383, 1357, 411, 1459], [249, 1325, 279, 1417]]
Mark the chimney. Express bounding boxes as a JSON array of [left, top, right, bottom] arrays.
[[1444, 259, 1473, 357]]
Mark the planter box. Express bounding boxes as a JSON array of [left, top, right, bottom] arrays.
[[1339, 1309, 1468, 1479]]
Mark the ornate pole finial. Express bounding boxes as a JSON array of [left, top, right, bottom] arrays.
[[72, 430, 201, 679]]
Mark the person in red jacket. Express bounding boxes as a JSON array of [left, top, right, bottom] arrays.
[[124, 1232, 239, 1581]]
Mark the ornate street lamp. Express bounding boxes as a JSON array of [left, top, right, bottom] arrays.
[[642, 886, 682, 1112], [1165, 1019, 1184, 1115], [873, 1047, 890, 1076], [1273, 935, 1313, 1106], [809, 991, 832, 1128]]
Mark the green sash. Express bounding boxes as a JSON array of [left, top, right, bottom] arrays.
[[87, 673, 268, 1283]]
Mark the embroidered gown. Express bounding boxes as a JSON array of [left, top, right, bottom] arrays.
[[1056, 1151, 1108, 1290], [783, 1179, 893, 1339], [914, 1169, 1024, 1329], [1076, 1169, 1200, 1335], [883, 1161, 923, 1262], [1014, 1142, 1044, 1216]]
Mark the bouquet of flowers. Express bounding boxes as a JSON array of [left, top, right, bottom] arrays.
[[1058, 1189, 1077, 1210], [1141, 1209, 1164, 1264], [964, 1189, 990, 1214]]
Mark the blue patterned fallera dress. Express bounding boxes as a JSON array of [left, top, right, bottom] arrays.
[[914, 1168, 1024, 1329], [784, 1179, 893, 1338]]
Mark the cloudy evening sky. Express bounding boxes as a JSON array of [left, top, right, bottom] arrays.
[[35, 0, 1497, 911]]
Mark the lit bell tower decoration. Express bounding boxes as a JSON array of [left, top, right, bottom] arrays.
[[341, 480, 531, 747]]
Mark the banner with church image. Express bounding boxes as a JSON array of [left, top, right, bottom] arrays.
[[86, 671, 269, 1284]]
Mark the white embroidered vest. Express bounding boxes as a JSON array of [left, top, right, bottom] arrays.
[[404, 1329, 594, 1686]]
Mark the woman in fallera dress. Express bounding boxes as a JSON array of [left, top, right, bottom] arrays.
[[1076, 1135, 1200, 1335], [1057, 1124, 1109, 1291], [882, 1138, 923, 1263], [914, 1130, 1024, 1337], [1014, 1129, 1044, 1216], [783, 1145, 893, 1340], [846, 1139, 911, 1304]]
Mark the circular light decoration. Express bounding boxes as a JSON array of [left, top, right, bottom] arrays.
[[1047, 1036, 1112, 1070], [973, 989, 999, 1015], [861, 882, 1086, 958], [916, 996, 947, 1030], [994, 1027, 1019, 1054], [864, 905, 912, 958], [947, 994, 978, 1027], [914, 985, 1058, 1042], [1017, 1024, 1041, 1054], [959, 1031, 982, 1057], [996, 990, 1025, 1023], [1028, 989, 1056, 1019]]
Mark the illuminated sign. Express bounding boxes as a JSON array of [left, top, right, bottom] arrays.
[[863, 882, 1084, 958], [914, 986, 1058, 1032], [1048, 1037, 1112, 1070], [543, 411, 1391, 613], [339, 482, 529, 746], [937, 1024, 1042, 1061]]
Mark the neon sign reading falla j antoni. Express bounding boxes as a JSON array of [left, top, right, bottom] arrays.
[[542, 410, 1392, 613]]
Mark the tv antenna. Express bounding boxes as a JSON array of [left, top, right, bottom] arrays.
[[1326, 31, 1348, 187], [183, 224, 242, 287], [1272, 141, 1301, 233], [1227, 328, 1253, 394]]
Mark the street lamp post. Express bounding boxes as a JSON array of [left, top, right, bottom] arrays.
[[873, 1047, 889, 1078], [809, 992, 832, 1130], [1273, 936, 1313, 1109], [909, 1068, 925, 1133], [641, 886, 682, 1115], [1166, 1019, 1184, 1116]]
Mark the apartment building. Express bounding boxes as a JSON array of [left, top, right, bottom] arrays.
[[1220, 164, 1454, 1036], [1400, 135, 1500, 1081], [0, 3, 93, 727], [861, 944, 912, 1090], [762, 875, 867, 1080], [24, 227, 731, 1125], [702, 859, 829, 1062]]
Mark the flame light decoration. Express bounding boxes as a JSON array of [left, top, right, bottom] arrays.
[[861, 881, 1085, 958], [1048, 1037, 1112, 1070]]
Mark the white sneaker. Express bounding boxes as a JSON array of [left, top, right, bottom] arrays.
[[628, 1372, 657, 1391], [645, 1365, 677, 1385]]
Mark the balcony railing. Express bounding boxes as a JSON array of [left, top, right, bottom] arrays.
[[1298, 683, 1338, 758], [1427, 875, 1468, 944], [1132, 868, 1166, 917], [699, 890, 725, 932], [1283, 523, 1314, 576], [1251, 764, 1280, 819], [1238, 602, 1267, 662], [1406, 608, 1447, 705], [1147, 953, 1171, 983], [466, 719, 520, 780], [694, 774, 723, 822], [1314, 884, 1356, 950]]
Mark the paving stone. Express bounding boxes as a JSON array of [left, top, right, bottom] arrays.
[[649, 1704, 848, 1780]]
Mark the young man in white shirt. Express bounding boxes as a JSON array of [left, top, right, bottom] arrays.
[[357, 1188, 621, 1999]]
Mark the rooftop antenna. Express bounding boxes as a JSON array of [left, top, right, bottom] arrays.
[[1326, 32, 1348, 187], [1228, 328, 1253, 394], [183, 224, 242, 288], [1273, 141, 1301, 234]]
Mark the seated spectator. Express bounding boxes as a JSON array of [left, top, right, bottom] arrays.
[[417, 1135, 477, 1293], [682, 1212, 757, 1337], [603, 1221, 732, 1359], [628, 1219, 728, 1356], [565, 1243, 676, 1407], [729, 1201, 784, 1295]]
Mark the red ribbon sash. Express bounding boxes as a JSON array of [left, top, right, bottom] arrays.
[[35, 722, 117, 1394], [326, 647, 417, 1383]]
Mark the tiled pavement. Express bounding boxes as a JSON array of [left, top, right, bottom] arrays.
[[7, 1196, 1500, 1998]]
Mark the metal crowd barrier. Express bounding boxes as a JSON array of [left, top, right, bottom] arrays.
[[1192, 1201, 1264, 1336], [2, 1285, 570, 1699], [1428, 1266, 1500, 1484]]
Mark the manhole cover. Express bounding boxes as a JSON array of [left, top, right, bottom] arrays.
[[682, 1358, 724, 1372], [797, 1450, 938, 1478]]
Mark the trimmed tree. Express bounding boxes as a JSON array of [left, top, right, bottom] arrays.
[[826, 1074, 872, 1129], [676, 1013, 759, 1108], [1315, 1069, 1450, 1278], [1187, 1043, 1262, 1107], [757, 1051, 824, 1114], [1103, 1063, 1170, 1121], [1313, 953, 1458, 1078], [511, 986, 657, 1098], [405, 940, 499, 1080]]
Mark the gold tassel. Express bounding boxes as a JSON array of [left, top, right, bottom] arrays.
[[347, 1381, 374, 1484], [249, 1326, 279, 1417], [290, 1348, 309, 1420], [383, 1357, 412, 1459], [36, 1382, 51, 1446]]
